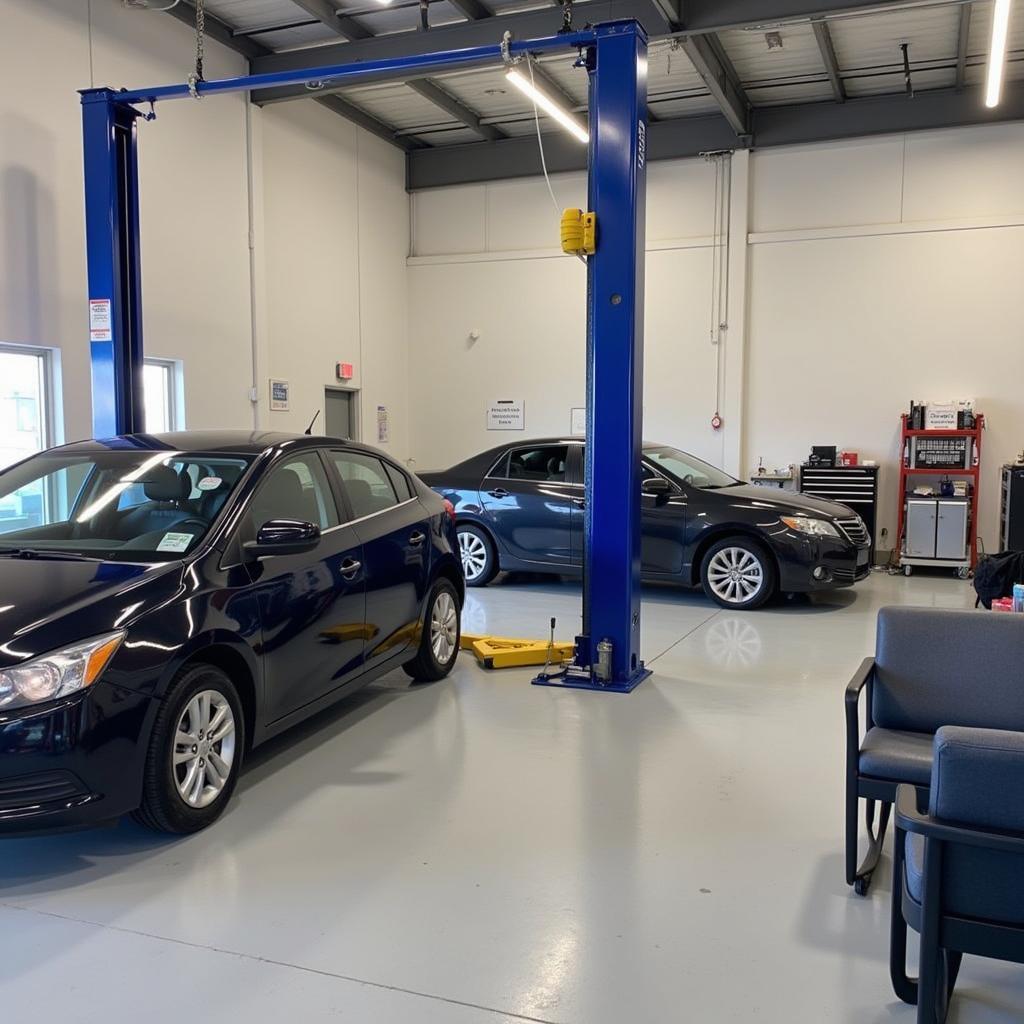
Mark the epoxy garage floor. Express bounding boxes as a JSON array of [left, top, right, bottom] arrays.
[[2, 572, 1022, 1023]]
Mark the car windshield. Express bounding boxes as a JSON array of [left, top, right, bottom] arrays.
[[644, 446, 740, 489], [0, 450, 251, 562]]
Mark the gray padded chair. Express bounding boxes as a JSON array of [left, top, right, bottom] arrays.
[[845, 606, 1024, 894], [891, 727, 1024, 1023]]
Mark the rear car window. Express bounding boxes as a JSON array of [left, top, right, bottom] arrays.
[[330, 451, 399, 520], [494, 445, 569, 483]]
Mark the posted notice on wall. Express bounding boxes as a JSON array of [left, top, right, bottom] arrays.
[[269, 378, 289, 411], [570, 407, 586, 436], [89, 299, 112, 342], [377, 405, 390, 443], [487, 399, 525, 431]]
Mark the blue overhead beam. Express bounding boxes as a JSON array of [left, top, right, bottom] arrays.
[[80, 20, 650, 692]]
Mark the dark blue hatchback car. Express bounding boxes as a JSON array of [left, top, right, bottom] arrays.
[[0, 431, 463, 835]]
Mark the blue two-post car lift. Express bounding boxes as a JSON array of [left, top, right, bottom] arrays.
[[80, 18, 651, 692]]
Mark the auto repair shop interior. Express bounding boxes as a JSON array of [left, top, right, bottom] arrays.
[[3, 0, 1024, 1021]]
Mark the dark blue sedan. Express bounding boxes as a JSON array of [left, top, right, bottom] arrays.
[[421, 437, 870, 610], [0, 431, 463, 835]]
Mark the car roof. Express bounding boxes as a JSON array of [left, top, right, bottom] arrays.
[[55, 430, 388, 459]]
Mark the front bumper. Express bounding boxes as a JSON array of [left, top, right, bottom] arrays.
[[776, 534, 872, 593], [0, 681, 155, 836]]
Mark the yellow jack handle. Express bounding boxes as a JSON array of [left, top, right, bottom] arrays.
[[561, 208, 597, 257]]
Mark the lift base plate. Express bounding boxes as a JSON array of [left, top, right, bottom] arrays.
[[531, 666, 652, 693]]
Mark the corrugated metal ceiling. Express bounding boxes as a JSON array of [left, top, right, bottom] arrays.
[[176, 1, 1017, 146]]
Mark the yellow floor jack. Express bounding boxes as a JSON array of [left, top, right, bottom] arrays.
[[460, 618, 575, 671]]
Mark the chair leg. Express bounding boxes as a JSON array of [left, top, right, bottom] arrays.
[[852, 797, 892, 895], [890, 826, 918, 1005]]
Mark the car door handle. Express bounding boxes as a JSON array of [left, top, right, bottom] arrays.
[[572, 498, 586, 509], [340, 558, 361, 579], [409, 530, 426, 546], [487, 488, 509, 499]]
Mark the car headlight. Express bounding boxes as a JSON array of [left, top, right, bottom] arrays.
[[0, 631, 125, 712], [780, 515, 840, 538]]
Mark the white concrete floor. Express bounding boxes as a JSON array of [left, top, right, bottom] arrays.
[[2, 570, 1022, 1023]]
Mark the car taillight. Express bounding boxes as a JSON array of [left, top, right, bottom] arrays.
[[443, 499, 456, 522]]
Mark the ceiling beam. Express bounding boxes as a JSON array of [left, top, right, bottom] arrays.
[[677, 0, 930, 33], [249, 0, 674, 99], [316, 94, 425, 149], [291, 0, 506, 141], [163, 1, 407, 149], [289, 0, 374, 41], [955, 3, 972, 92], [678, 33, 750, 135], [447, 0, 493, 19], [165, 0, 266, 59], [407, 83, 1024, 188], [811, 18, 846, 102], [407, 80, 507, 140]]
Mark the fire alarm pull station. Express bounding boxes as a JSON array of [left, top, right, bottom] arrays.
[[336, 362, 354, 381]]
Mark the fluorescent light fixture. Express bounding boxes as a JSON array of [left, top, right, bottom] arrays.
[[985, 0, 1013, 108], [505, 67, 589, 144]]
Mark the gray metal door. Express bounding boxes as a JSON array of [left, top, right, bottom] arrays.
[[325, 389, 355, 440], [936, 501, 969, 559], [906, 499, 937, 558]]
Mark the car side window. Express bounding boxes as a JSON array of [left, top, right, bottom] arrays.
[[494, 445, 569, 483], [384, 463, 413, 502], [248, 455, 339, 532], [330, 451, 400, 520]]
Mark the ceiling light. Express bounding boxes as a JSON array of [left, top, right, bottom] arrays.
[[986, 0, 1013, 108], [505, 67, 589, 144]]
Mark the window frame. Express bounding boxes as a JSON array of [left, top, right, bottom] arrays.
[[143, 357, 184, 432], [241, 450, 341, 542], [325, 448, 419, 525], [486, 444, 572, 484]]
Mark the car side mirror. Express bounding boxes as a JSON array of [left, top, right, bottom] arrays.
[[642, 477, 672, 502], [243, 519, 321, 559]]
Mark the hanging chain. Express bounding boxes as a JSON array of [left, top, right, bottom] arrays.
[[187, 0, 206, 98]]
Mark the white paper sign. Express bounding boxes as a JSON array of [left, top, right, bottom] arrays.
[[269, 379, 289, 411], [487, 399, 525, 431], [570, 407, 586, 435], [89, 299, 112, 342], [156, 531, 194, 553], [377, 405, 390, 443]]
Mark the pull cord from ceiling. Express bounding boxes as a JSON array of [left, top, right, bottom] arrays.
[[704, 149, 732, 433]]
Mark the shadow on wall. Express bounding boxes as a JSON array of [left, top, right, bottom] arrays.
[[0, 116, 58, 349]]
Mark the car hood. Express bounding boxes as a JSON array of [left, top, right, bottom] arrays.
[[711, 484, 855, 519], [0, 557, 184, 668]]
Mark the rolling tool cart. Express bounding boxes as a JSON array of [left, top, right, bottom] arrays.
[[895, 413, 984, 578]]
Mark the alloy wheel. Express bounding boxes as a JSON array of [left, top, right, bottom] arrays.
[[172, 689, 237, 809], [707, 546, 765, 605], [430, 590, 459, 664], [458, 530, 488, 582]]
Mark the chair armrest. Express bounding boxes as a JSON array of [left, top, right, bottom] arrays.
[[845, 657, 874, 760], [895, 783, 1024, 854]]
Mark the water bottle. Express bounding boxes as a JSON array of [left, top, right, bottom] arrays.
[[1013, 583, 1024, 613]]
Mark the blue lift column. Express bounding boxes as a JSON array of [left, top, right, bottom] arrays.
[[581, 21, 650, 691], [80, 89, 146, 438], [535, 20, 650, 693]]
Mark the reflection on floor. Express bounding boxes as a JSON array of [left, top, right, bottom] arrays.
[[2, 569, 1020, 1023]]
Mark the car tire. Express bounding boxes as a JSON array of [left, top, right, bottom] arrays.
[[133, 663, 245, 835], [403, 579, 462, 682], [700, 537, 777, 610], [457, 523, 498, 587]]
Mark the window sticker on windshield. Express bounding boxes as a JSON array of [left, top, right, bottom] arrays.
[[197, 476, 222, 491], [157, 532, 194, 553]]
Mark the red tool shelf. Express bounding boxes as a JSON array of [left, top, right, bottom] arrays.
[[895, 413, 984, 576]]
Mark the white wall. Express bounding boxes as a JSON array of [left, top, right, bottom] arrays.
[[0, 0, 410, 458], [259, 101, 410, 455], [408, 123, 1024, 550]]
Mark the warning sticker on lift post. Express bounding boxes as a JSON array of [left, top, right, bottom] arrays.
[[89, 299, 112, 342]]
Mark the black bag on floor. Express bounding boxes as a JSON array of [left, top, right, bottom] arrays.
[[973, 551, 1024, 609]]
